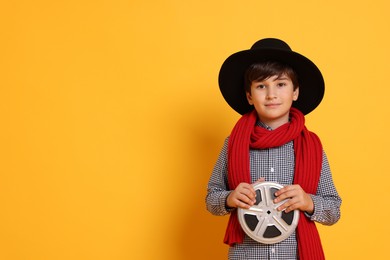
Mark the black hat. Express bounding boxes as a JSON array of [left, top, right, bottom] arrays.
[[218, 38, 325, 115]]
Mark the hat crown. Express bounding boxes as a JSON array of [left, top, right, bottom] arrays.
[[251, 38, 292, 51]]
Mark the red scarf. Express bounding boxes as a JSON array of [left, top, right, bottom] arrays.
[[224, 107, 325, 260]]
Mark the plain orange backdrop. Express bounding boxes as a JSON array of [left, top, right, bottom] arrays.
[[0, 1, 389, 259]]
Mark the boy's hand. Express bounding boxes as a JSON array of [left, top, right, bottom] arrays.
[[273, 184, 314, 214], [226, 178, 265, 209]]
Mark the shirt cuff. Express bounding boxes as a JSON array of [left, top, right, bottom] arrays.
[[222, 190, 234, 214], [305, 194, 323, 221]]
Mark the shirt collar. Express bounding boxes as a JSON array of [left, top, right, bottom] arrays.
[[256, 121, 273, 131]]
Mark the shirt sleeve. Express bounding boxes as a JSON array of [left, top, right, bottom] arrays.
[[205, 138, 233, 216], [308, 150, 342, 225]]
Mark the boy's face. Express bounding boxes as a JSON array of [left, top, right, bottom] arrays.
[[246, 74, 299, 129]]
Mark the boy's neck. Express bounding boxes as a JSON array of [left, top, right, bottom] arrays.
[[259, 119, 289, 130]]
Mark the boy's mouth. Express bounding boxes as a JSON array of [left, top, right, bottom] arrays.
[[265, 103, 281, 107]]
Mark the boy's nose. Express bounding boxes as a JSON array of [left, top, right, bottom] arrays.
[[266, 89, 276, 99]]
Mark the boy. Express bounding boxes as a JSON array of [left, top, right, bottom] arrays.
[[206, 38, 341, 259]]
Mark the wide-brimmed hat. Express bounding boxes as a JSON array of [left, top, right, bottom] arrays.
[[218, 38, 325, 115]]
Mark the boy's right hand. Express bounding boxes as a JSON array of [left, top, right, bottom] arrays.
[[226, 178, 265, 209]]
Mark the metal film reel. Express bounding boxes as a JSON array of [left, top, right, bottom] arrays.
[[237, 182, 299, 244]]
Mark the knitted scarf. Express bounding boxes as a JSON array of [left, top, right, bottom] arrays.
[[224, 107, 325, 260]]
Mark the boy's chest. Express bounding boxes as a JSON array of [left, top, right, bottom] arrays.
[[249, 141, 295, 185]]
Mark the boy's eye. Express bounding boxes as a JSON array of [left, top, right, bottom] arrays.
[[256, 84, 266, 89], [277, 82, 287, 87]]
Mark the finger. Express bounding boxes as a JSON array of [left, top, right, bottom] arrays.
[[284, 201, 301, 213], [238, 192, 256, 205], [274, 185, 296, 196], [274, 190, 296, 203], [277, 199, 298, 212], [243, 186, 258, 200], [276, 198, 290, 211], [235, 194, 255, 208], [284, 205, 294, 213], [238, 183, 256, 195], [237, 200, 252, 209]]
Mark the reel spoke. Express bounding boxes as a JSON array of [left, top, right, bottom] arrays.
[[273, 215, 288, 232], [247, 206, 264, 213]]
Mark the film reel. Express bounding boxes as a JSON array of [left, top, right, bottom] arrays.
[[237, 182, 299, 244]]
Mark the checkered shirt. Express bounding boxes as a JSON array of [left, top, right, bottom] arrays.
[[206, 124, 342, 260]]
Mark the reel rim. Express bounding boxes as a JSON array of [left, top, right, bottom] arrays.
[[237, 181, 300, 244]]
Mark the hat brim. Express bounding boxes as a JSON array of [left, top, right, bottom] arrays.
[[218, 48, 325, 115]]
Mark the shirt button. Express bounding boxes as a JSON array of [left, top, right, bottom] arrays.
[[270, 167, 275, 172]]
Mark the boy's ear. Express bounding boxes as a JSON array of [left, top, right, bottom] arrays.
[[246, 91, 253, 105], [293, 87, 299, 101]]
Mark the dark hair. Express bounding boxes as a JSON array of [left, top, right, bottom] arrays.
[[244, 61, 299, 93]]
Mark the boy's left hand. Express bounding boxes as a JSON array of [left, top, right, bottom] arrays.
[[273, 184, 314, 214]]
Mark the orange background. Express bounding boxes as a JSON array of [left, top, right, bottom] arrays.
[[0, 1, 389, 259]]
